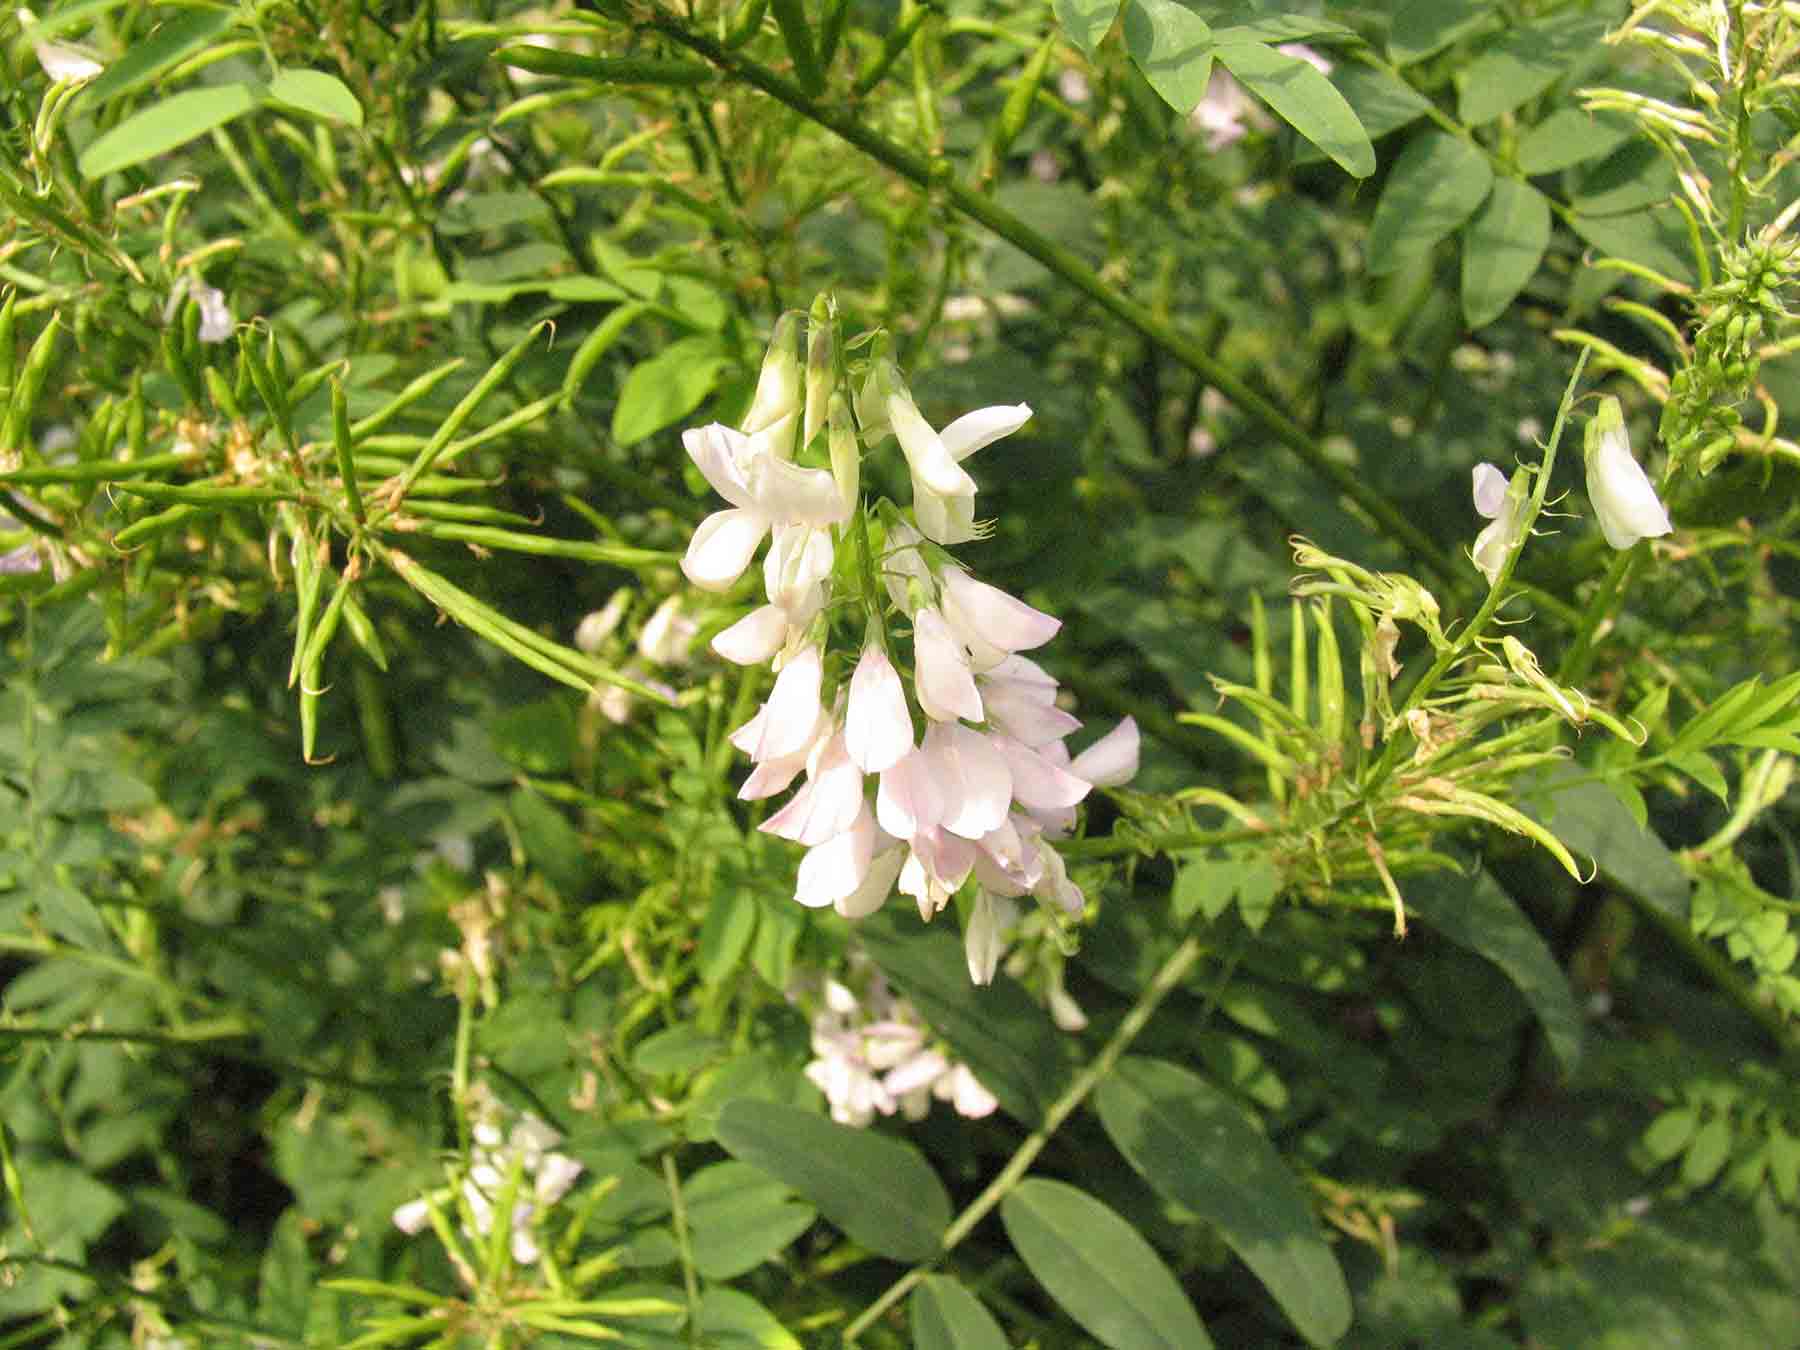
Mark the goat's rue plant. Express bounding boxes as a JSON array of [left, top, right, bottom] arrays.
[[1, 1, 1799, 1347]]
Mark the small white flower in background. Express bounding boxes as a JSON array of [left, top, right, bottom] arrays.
[[574, 590, 631, 653], [392, 1099, 582, 1265], [800, 964, 998, 1125], [637, 596, 697, 666], [1276, 42, 1332, 75], [1584, 396, 1673, 550], [1190, 69, 1268, 151], [18, 8, 103, 81], [1470, 461, 1527, 587], [162, 276, 234, 344]]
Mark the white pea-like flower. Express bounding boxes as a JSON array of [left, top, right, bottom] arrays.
[[1470, 461, 1526, 587], [1584, 397, 1672, 550]]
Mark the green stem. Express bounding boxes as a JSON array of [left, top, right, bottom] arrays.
[[663, 1152, 704, 1344], [1555, 545, 1638, 686], [841, 929, 1242, 1343], [623, 7, 1467, 592]]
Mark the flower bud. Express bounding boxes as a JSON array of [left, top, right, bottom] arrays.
[[741, 311, 804, 446]]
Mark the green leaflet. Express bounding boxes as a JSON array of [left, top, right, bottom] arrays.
[[1095, 1056, 1351, 1347], [1001, 1178, 1213, 1350]]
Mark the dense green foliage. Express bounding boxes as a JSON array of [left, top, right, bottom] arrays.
[[3, 0, 1800, 1345]]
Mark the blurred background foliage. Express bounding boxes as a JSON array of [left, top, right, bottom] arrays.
[[2, 0, 1800, 1345]]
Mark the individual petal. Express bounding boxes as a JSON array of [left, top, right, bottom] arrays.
[[971, 815, 1042, 897], [964, 890, 1017, 986], [760, 733, 864, 845], [899, 828, 976, 919], [876, 746, 946, 838], [752, 453, 853, 526], [1471, 507, 1518, 587], [711, 604, 789, 665], [795, 808, 876, 908], [992, 732, 1090, 815], [929, 723, 1014, 840], [912, 606, 983, 722], [1469, 464, 1529, 587], [882, 1049, 948, 1098], [846, 643, 914, 773], [940, 404, 1032, 462], [1068, 717, 1139, 788], [763, 523, 834, 621], [746, 644, 823, 762], [682, 507, 768, 591], [980, 661, 1081, 746], [1471, 461, 1508, 519], [838, 837, 906, 919], [192, 284, 233, 343], [913, 484, 979, 547], [1585, 398, 1672, 550], [536, 1154, 584, 1205], [1033, 843, 1086, 914], [34, 38, 103, 81], [392, 1199, 431, 1234], [682, 423, 757, 509], [939, 569, 1060, 670], [741, 311, 804, 440], [942, 1063, 999, 1118], [862, 1020, 927, 1071]]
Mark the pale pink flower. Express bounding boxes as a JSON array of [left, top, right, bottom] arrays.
[[938, 568, 1060, 672], [980, 655, 1082, 747], [845, 643, 914, 772], [912, 606, 983, 723], [1068, 716, 1139, 787], [760, 730, 864, 846], [711, 604, 789, 665]]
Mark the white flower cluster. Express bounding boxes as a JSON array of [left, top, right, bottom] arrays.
[[802, 964, 997, 1126], [392, 1104, 583, 1265], [678, 304, 1139, 983]]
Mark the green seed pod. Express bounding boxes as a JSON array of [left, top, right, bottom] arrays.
[[332, 378, 366, 525], [0, 290, 18, 399], [769, 0, 824, 94], [341, 587, 388, 671], [112, 502, 202, 550], [724, 0, 769, 47], [989, 35, 1056, 166], [203, 366, 245, 425], [162, 319, 205, 408], [126, 378, 147, 459], [562, 302, 649, 406], [3, 315, 62, 455], [1313, 598, 1345, 749]]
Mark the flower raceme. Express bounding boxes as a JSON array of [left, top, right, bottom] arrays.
[[678, 305, 1139, 984]]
